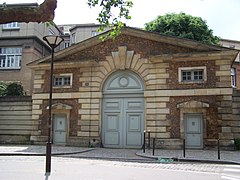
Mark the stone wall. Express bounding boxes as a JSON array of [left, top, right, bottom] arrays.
[[0, 96, 32, 144], [232, 90, 240, 139]]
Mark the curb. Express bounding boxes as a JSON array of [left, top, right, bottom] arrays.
[[135, 152, 240, 165], [64, 155, 157, 163], [0, 148, 94, 156]]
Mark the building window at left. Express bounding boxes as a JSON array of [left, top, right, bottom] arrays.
[[3, 22, 20, 29], [0, 47, 22, 69], [231, 68, 236, 87]]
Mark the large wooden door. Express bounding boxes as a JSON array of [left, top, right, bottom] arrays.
[[102, 70, 144, 148], [103, 98, 144, 148], [185, 114, 203, 149]]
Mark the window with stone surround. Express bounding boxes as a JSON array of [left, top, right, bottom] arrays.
[[178, 66, 207, 83], [53, 73, 73, 88]]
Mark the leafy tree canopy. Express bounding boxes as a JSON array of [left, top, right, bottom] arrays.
[[145, 12, 220, 45]]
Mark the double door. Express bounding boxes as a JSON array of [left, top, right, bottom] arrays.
[[102, 98, 144, 148]]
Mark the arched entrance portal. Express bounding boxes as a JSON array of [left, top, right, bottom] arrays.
[[102, 70, 144, 148]]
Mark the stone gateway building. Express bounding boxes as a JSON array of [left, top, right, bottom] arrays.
[[28, 27, 239, 149]]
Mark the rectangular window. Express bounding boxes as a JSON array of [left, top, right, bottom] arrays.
[[3, 22, 20, 29], [49, 28, 55, 35], [0, 47, 22, 69], [64, 42, 70, 48], [53, 74, 72, 88], [71, 33, 76, 44], [179, 66, 206, 83], [231, 68, 236, 87], [91, 30, 98, 37]]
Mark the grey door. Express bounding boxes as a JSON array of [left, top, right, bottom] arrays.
[[103, 98, 144, 148], [185, 114, 203, 148], [53, 114, 67, 145]]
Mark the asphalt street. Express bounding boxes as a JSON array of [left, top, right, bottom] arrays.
[[1, 156, 240, 180]]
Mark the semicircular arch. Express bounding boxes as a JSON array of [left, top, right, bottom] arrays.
[[103, 70, 144, 95]]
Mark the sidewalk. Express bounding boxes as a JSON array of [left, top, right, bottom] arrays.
[[137, 149, 240, 165], [0, 145, 239, 164]]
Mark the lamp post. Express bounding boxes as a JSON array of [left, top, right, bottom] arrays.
[[43, 35, 63, 174]]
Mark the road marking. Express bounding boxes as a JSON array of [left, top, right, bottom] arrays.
[[221, 165, 240, 180], [221, 175, 240, 180]]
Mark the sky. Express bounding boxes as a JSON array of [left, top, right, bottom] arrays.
[[1, 0, 240, 40]]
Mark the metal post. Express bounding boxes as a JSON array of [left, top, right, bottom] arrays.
[[183, 139, 186, 158], [148, 130, 151, 149], [143, 130, 146, 153], [218, 139, 220, 160], [43, 36, 63, 175], [45, 46, 54, 174], [152, 138, 155, 156]]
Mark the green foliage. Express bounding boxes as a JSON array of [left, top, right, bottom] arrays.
[[234, 138, 240, 150], [88, 0, 133, 39], [0, 82, 26, 96], [145, 13, 220, 45], [0, 82, 7, 96]]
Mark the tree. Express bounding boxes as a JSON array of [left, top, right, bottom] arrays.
[[0, 82, 26, 96], [145, 13, 220, 45], [5, 82, 26, 96], [88, 0, 133, 37], [0, 82, 7, 96], [0, 0, 132, 34]]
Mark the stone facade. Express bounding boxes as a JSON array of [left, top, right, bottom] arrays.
[[28, 27, 239, 149]]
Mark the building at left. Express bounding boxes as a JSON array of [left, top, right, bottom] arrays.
[[0, 21, 61, 94]]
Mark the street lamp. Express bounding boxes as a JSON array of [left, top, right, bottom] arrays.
[[43, 35, 64, 175]]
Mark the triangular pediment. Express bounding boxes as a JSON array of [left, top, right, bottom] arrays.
[[28, 27, 237, 68]]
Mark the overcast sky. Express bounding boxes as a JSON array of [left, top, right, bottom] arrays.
[[1, 0, 240, 40]]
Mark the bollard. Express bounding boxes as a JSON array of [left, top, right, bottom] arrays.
[[218, 139, 220, 160], [152, 138, 155, 156], [143, 130, 146, 153], [183, 139, 186, 158], [148, 130, 151, 149]]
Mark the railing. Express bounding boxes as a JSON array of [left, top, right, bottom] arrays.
[[142, 131, 226, 160]]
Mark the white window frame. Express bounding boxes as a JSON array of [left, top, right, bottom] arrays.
[[231, 68, 236, 88], [64, 41, 70, 48], [3, 22, 20, 30], [71, 33, 76, 44], [0, 47, 22, 70], [178, 66, 207, 83], [91, 30, 98, 37], [53, 73, 73, 88], [48, 28, 55, 35]]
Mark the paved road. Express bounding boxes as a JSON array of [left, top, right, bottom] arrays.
[[0, 156, 240, 180]]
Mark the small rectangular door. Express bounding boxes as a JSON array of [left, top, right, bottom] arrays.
[[53, 114, 67, 145], [185, 114, 203, 149]]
